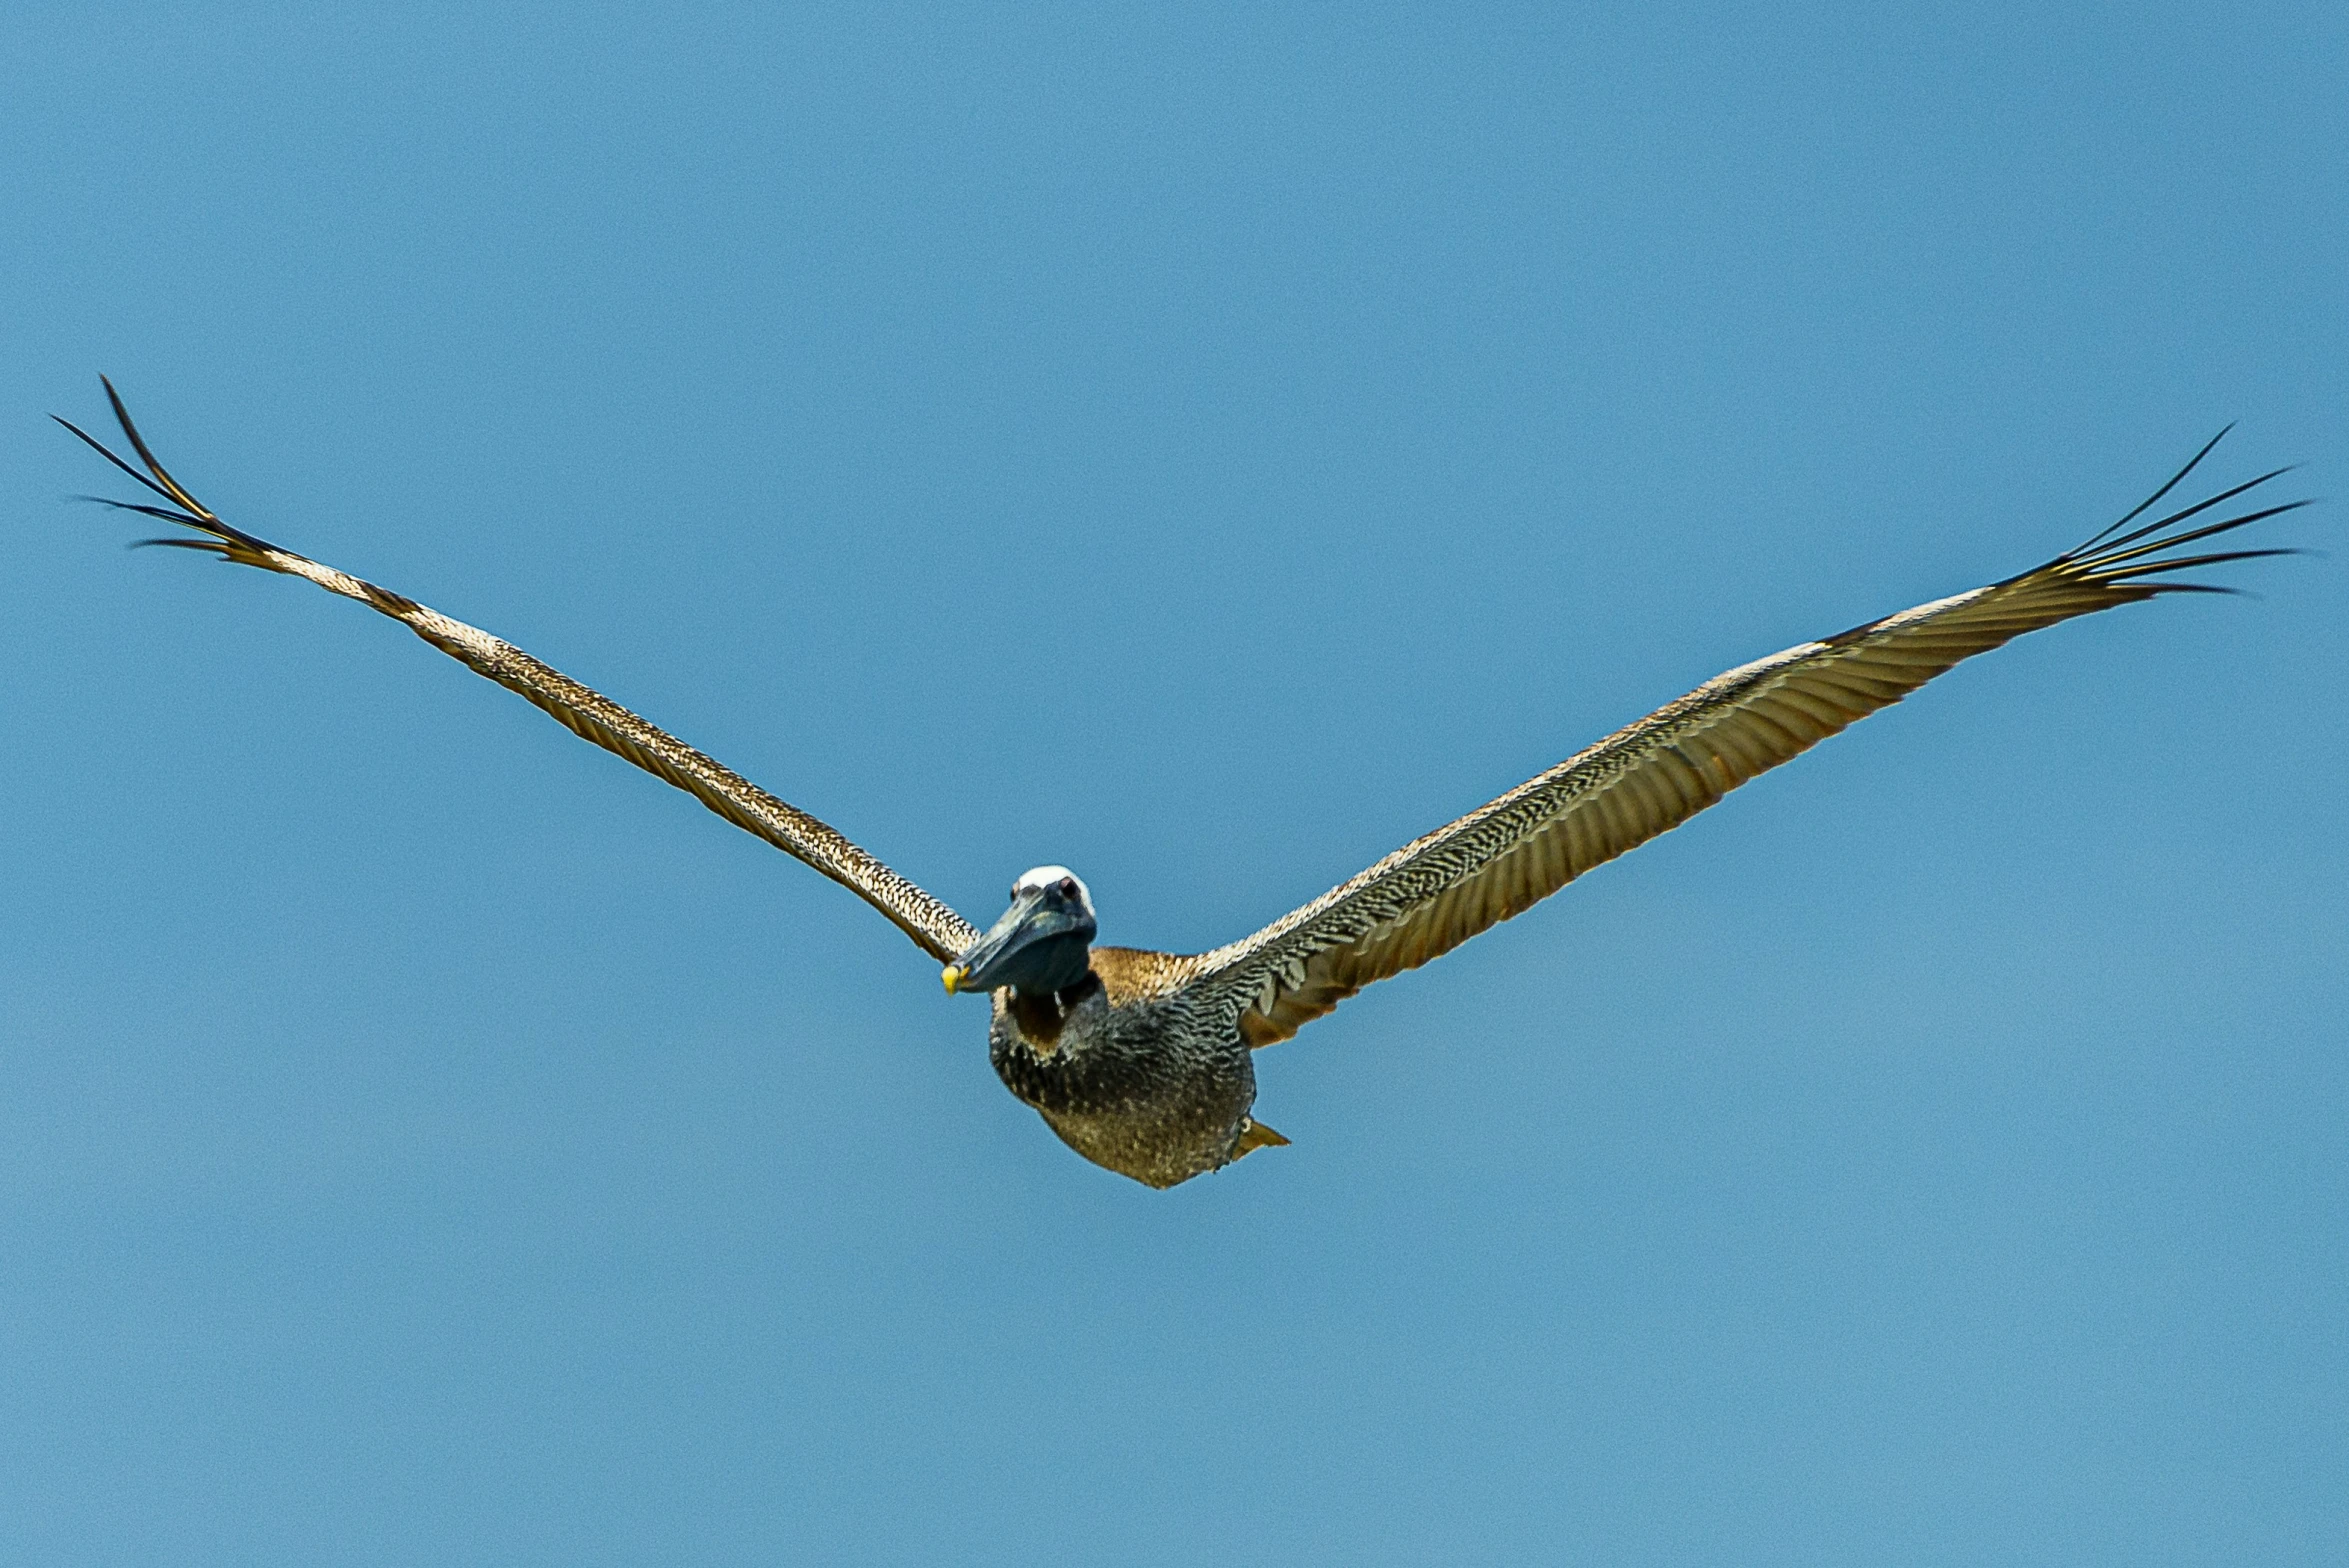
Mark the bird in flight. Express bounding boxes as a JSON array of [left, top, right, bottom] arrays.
[[61, 383, 2301, 1187]]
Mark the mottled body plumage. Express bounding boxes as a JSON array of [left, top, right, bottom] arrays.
[[986, 956, 1256, 1188], [60, 384, 2302, 1188]]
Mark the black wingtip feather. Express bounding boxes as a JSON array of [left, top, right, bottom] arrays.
[[2052, 449, 2308, 598], [54, 413, 183, 506], [71, 494, 210, 527], [2074, 425, 2235, 554], [61, 381, 274, 553], [2094, 546, 2304, 583], [103, 377, 215, 523], [2079, 498, 2311, 573], [129, 537, 235, 554]]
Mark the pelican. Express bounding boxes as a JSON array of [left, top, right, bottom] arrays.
[[60, 383, 2302, 1187]]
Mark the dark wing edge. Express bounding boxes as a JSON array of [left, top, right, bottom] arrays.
[[1175, 434, 2305, 1045], [59, 379, 981, 964]]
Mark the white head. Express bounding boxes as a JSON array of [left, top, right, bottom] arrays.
[[1011, 865, 1094, 916]]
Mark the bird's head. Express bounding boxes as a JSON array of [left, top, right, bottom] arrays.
[[941, 866, 1097, 996]]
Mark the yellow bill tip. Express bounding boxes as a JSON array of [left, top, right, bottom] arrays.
[[941, 965, 964, 994]]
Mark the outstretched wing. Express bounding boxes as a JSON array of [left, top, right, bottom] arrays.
[[1177, 436, 2302, 1046], [61, 380, 981, 964]]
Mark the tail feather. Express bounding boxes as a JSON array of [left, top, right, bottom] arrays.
[[1232, 1119, 1290, 1161]]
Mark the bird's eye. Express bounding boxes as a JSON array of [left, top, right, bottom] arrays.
[[1058, 878, 1079, 899], [1009, 885, 1019, 902]]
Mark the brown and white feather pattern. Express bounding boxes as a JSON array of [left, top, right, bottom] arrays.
[[60, 382, 979, 964], [1175, 451, 2301, 1046]]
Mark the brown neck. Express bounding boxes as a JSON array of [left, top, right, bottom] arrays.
[[1007, 970, 1102, 1052]]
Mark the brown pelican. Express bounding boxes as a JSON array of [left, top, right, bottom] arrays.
[[61, 383, 2302, 1187]]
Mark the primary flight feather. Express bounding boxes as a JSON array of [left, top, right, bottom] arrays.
[[61, 383, 2302, 1186]]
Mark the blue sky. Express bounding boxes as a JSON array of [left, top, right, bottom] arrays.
[[3, 3, 2342, 1562]]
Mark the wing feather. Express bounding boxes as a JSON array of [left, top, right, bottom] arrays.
[[61, 382, 980, 964], [1179, 443, 2302, 1045]]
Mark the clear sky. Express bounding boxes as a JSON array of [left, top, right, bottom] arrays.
[[3, 3, 2342, 1563]]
